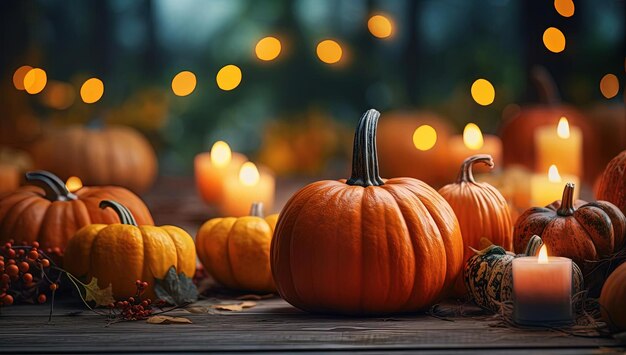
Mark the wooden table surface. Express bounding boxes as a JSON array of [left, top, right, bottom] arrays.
[[0, 176, 623, 354]]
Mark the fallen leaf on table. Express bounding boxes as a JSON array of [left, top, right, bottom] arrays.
[[154, 267, 198, 306], [83, 277, 115, 307], [185, 306, 211, 314], [147, 315, 192, 324], [213, 301, 257, 311], [236, 293, 274, 301]]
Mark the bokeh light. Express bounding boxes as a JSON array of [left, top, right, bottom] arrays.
[[316, 40, 343, 64], [171, 71, 197, 96], [41, 81, 75, 110], [210, 141, 232, 167], [554, 0, 575, 18], [368, 15, 393, 39], [65, 176, 83, 192], [80, 78, 104, 103], [23, 68, 47, 94], [216, 65, 242, 91], [255, 37, 282, 61], [543, 27, 566, 53], [13, 65, 33, 90], [599, 73, 619, 99], [412, 125, 437, 151], [471, 79, 495, 106], [239, 162, 260, 186]]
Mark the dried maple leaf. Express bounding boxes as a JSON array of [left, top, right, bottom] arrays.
[[146, 315, 192, 324], [83, 277, 115, 307]]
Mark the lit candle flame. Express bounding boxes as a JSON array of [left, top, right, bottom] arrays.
[[556, 117, 570, 139], [538, 244, 549, 264], [463, 123, 484, 150], [239, 162, 260, 187], [210, 141, 232, 168], [548, 165, 562, 183], [65, 176, 83, 192]]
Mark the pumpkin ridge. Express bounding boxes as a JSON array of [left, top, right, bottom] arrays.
[[3, 196, 42, 241], [377, 185, 417, 310], [225, 218, 245, 289], [382, 183, 444, 310], [574, 206, 614, 257]]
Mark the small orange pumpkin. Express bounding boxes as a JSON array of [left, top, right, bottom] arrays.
[[196, 202, 278, 292], [271, 109, 463, 315], [596, 150, 626, 216], [513, 183, 626, 266], [64, 200, 196, 300], [439, 154, 513, 294], [600, 262, 626, 332], [0, 171, 153, 251]]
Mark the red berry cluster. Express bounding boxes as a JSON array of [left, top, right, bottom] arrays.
[[106, 280, 157, 321], [0, 241, 59, 307]]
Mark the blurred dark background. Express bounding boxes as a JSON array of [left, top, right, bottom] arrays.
[[0, 0, 624, 178]]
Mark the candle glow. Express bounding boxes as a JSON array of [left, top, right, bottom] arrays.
[[463, 123, 484, 150], [538, 244, 549, 264], [239, 162, 260, 187], [556, 117, 570, 139], [548, 165, 561, 183], [210, 141, 232, 168]]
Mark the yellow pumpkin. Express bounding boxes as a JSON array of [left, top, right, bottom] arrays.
[[196, 202, 278, 292], [64, 200, 196, 300]]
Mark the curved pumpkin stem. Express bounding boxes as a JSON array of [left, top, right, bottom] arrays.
[[531, 66, 561, 106], [524, 235, 544, 256], [25, 170, 77, 202], [347, 109, 384, 187], [457, 154, 494, 184], [99, 200, 138, 226], [557, 183, 576, 216], [249, 202, 264, 217]]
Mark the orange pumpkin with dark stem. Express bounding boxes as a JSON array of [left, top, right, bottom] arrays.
[[596, 150, 626, 216], [439, 154, 513, 294], [600, 262, 626, 332], [500, 67, 598, 183], [513, 183, 626, 266], [0, 171, 153, 251], [30, 125, 157, 194], [270, 109, 464, 315], [377, 110, 454, 187]]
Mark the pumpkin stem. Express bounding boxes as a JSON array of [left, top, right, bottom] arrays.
[[457, 154, 494, 183], [347, 109, 384, 187], [249, 202, 264, 217], [99, 200, 138, 226], [531, 66, 561, 106], [556, 183, 576, 216], [25, 170, 77, 202], [524, 235, 544, 256]]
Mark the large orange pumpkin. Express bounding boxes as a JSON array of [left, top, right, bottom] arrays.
[[271, 109, 463, 315], [600, 262, 626, 332], [513, 183, 626, 266], [438, 154, 513, 294], [30, 125, 157, 193], [376, 110, 454, 187], [500, 67, 598, 183], [596, 150, 626, 216], [0, 171, 153, 251]]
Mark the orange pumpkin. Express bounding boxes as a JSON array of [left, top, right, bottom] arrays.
[[30, 125, 157, 193], [439, 154, 513, 293], [596, 150, 626, 216], [377, 110, 454, 187], [64, 200, 196, 300], [196, 202, 278, 292], [500, 67, 598, 183], [0, 171, 153, 251], [271, 109, 463, 315], [513, 183, 626, 266], [600, 262, 626, 332]]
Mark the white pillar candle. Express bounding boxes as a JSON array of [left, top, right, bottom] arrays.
[[513, 245, 573, 325]]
